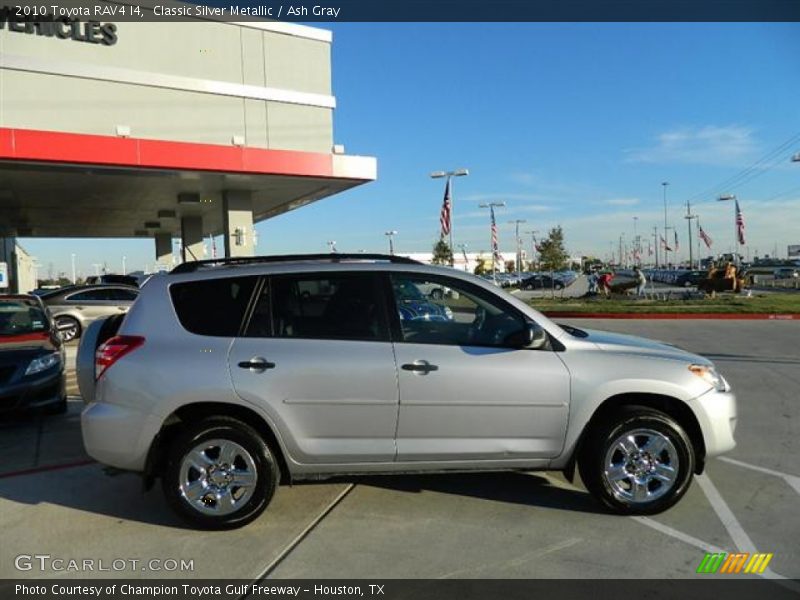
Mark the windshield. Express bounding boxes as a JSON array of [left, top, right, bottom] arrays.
[[0, 300, 50, 336]]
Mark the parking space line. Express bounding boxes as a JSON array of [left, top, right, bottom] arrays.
[[631, 517, 728, 554], [244, 483, 356, 592], [696, 473, 798, 589], [718, 457, 800, 495], [0, 459, 95, 480], [541, 473, 798, 587], [437, 537, 583, 579]]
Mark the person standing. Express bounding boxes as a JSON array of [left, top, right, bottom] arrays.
[[597, 271, 614, 298], [634, 266, 647, 297]]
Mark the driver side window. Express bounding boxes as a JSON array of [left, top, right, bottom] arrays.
[[389, 275, 526, 347]]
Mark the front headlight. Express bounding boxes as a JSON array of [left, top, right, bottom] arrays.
[[689, 364, 729, 392], [25, 352, 62, 376]]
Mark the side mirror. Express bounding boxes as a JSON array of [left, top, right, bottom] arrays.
[[505, 322, 547, 349]]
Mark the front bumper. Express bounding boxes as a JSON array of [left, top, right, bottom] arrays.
[[691, 388, 737, 458], [0, 370, 65, 413]]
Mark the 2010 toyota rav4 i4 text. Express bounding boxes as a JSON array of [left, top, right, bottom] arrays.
[[77, 254, 737, 529]]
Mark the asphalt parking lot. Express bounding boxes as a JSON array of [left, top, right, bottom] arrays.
[[0, 320, 798, 585]]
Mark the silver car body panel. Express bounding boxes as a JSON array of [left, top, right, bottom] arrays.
[[81, 261, 736, 477]]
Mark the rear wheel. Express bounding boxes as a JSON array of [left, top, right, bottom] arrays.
[[56, 316, 81, 342], [579, 406, 694, 515], [162, 417, 278, 529]]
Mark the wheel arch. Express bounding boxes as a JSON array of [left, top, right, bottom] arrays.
[[143, 402, 291, 490], [564, 392, 707, 482]]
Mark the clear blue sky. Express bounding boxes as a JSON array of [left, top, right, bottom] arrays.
[[24, 23, 800, 277]]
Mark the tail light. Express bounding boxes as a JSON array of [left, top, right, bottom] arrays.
[[95, 335, 145, 380]]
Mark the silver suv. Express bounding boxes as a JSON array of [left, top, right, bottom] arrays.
[[78, 254, 737, 529]]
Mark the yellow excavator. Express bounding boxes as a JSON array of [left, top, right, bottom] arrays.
[[697, 260, 745, 294]]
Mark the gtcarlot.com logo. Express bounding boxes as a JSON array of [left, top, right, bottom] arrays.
[[696, 552, 774, 574]]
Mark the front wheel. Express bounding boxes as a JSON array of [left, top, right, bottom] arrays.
[[579, 406, 694, 515], [162, 417, 278, 529]]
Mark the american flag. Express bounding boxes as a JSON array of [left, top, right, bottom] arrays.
[[673, 230, 679, 251], [735, 199, 746, 245], [439, 179, 451, 238], [660, 235, 672, 252], [698, 224, 713, 249], [490, 205, 502, 260]]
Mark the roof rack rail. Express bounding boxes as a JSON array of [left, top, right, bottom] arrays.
[[170, 253, 421, 274]]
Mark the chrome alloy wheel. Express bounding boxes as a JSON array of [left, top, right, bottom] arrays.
[[178, 439, 258, 516], [603, 428, 679, 504]]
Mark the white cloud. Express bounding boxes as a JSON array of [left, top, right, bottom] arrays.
[[625, 125, 758, 166], [602, 198, 640, 207]]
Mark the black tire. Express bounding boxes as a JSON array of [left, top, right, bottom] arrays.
[[162, 417, 279, 530], [579, 406, 694, 515]]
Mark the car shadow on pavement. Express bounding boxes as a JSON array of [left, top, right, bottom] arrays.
[[320, 471, 608, 515], [0, 464, 188, 529]]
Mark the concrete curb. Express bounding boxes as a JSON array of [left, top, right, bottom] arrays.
[[542, 312, 800, 320]]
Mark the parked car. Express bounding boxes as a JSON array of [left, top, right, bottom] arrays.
[[674, 270, 707, 287], [774, 268, 799, 280], [85, 274, 140, 287], [79, 254, 736, 529], [42, 284, 139, 342], [520, 274, 565, 290], [0, 295, 66, 414]]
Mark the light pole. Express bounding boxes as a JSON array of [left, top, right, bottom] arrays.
[[122, 255, 127, 275], [478, 201, 505, 278], [70, 253, 76, 284], [653, 226, 659, 268], [384, 230, 397, 255], [684, 198, 698, 269], [662, 182, 670, 267], [508, 219, 527, 273], [431, 168, 469, 266], [632, 216, 640, 266], [718, 194, 738, 266]]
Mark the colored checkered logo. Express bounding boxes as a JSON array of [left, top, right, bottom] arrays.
[[696, 552, 773, 574]]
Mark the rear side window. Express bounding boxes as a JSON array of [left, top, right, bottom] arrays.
[[170, 277, 257, 336], [245, 273, 388, 342]]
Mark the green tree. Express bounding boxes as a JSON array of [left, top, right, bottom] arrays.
[[537, 226, 569, 271], [505, 260, 516, 273], [431, 239, 453, 265]]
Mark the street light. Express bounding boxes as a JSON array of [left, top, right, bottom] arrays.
[[662, 182, 670, 267], [384, 230, 397, 255], [70, 253, 76, 284], [508, 219, 527, 273], [478, 201, 505, 278], [717, 194, 739, 265], [791, 153, 800, 162], [431, 168, 469, 266]]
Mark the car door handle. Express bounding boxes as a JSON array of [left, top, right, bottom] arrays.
[[401, 361, 438, 374], [238, 357, 276, 371]]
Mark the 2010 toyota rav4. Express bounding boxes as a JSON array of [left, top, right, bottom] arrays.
[[78, 254, 737, 529]]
